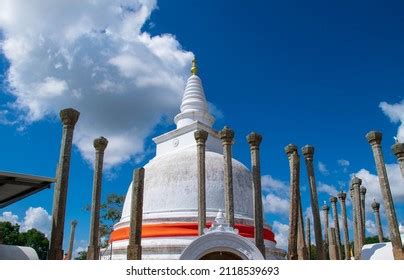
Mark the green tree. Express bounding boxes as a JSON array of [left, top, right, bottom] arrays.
[[75, 250, 87, 260], [0, 222, 20, 245]]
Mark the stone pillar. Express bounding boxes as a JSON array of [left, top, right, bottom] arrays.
[[322, 203, 330, 259], [328, 228, 339, 260], [337, 191, 350, 260], [366, 131, 403, 259], [360, 186, 367, 240], [66, 220, 77, 260], [195, 130, 208, 236], [127, 168, 145, 260], [48, 108, 80, 260], [349, 185, 358, 258], [285, 144, 299, 260], [392, 142, 404, 178], [352, 176, 364, 259], [371, 200, 384, 243], [87, 137, 108, 260], [330, 196, 342, 260], [247, 132, 265, 258], [302, 145, 325, 260], [219, 126, 235, 227], [306, 217, 311, 260]]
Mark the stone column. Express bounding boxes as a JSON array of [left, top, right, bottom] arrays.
[[328, 228, 339, 260], [352, 177, 364, 259], [330, 196, 342, 260], [371, 200, 384, 243], [392, 142, 404, 178], [219, 126, 235, 227], [337, 191, 350, 260], [322, 203, 330, 259], [195, 130, 208, 236], [48, 108, 80, 260], [87, 137, 108, 260], [302, 145, 325, 260], [66, 220, 77, 260], [247, 132, 265, 257], [366, 131, 403, 259], [127, 168, 145, 260], [285, 144, 299, 260], [349, 185, 358, 258], [360, 186, 367, 240], [306, 217, 311, 260]]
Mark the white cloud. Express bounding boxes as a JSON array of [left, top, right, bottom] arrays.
[[380, 100, 404, 141], [317, 182, 338, 196], [337, 159, 350, 172], [0, 207, 51, 236], [0, 0, 194, 168], [261, 175, 288, 192], [263, 193, 289, 215], [272, 221, 289, 250], [318, 161, 329, 176], [365, 219, 378, 236]]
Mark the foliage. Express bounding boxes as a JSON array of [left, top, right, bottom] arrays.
[[0, 221, 49, 260], [364, 235, 390, 244], [75, 250, 87, 260]]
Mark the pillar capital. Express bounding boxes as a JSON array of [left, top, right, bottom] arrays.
[[351, 176, 362, 186], [60, 108, 80, 127], [366, 131, 382, 146], [247, 132, 262, 148], [322, 204, 329, 211], [194, 129, 208, 144], [301, 145, 315, 160], [284, 144, 298, 156], [330, 196, 337, 204], [371, 200, 380, 211], [219, 126, 234, 145], [360, 186, 367, 195], [93, 136, 108, 152], [337, 191, 346, 201], [71, 220, 77, 227], [392, 142, 404, 158]]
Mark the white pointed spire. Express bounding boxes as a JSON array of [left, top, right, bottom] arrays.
[[174, 58, 215, 129]]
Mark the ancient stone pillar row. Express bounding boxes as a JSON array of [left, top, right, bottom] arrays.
[[352, 177, 364, 259], [127, 168, 145, 260], [66, 220, 77, 260], [301, 145, 325, 260], [195, 130, 209, 236], [219, 126, 235, 228], [306, 217, 311, 260], [322, 203, 330, 259], [87, 137, 108, 260], [285, 144, 299, 260], [366, 131, 403, 259], [337, 191, 350, 260], [391, 142, 404, 178], [371, 200, 384, 243], [48, 108, 80, 260], [247, 132, 265, 258], [330, 196, 342, 260], [328, 228, 339, 260], [360, 186, 367, 240]]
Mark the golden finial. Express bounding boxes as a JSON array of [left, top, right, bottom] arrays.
[[191, 57, 198, 75]]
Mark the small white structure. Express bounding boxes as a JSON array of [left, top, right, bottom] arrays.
[[360, 227, 404, 260], [105, 60, 286, 260], [0, 244, 39, 260]]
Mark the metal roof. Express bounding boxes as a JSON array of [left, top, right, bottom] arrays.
[[0, 171, 55, 208]]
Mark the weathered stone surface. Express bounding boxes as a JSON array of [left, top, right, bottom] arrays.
[[247, 132, 265, 257], [48, 108, 80, 260], [391, 142, 404, 178], [220, 126, 235, 227], [301, 145, 325, 260], [66, 220, 77, 260], [330, 196, 342, 260], [306, 217, 311, 260], [322, 203, 330, 259], [366, 131, 404, 260], [195, 130, 208, 236], [127, 168, 145, 260], [360, 186, 367, 240], [87, 136, 108, 260], [337, 191, 350, 260], [371, 200, 384, 243], [352, 176, 364, 259], [328, 228, 339, 260]]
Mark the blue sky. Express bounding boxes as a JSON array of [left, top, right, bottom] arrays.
[[1, 0, 404, 252]]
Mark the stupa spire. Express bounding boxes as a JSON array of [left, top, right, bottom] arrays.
[[174, 57, 215, 129]]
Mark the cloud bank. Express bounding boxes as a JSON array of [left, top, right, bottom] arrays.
[[0, 0, 193, 167]]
